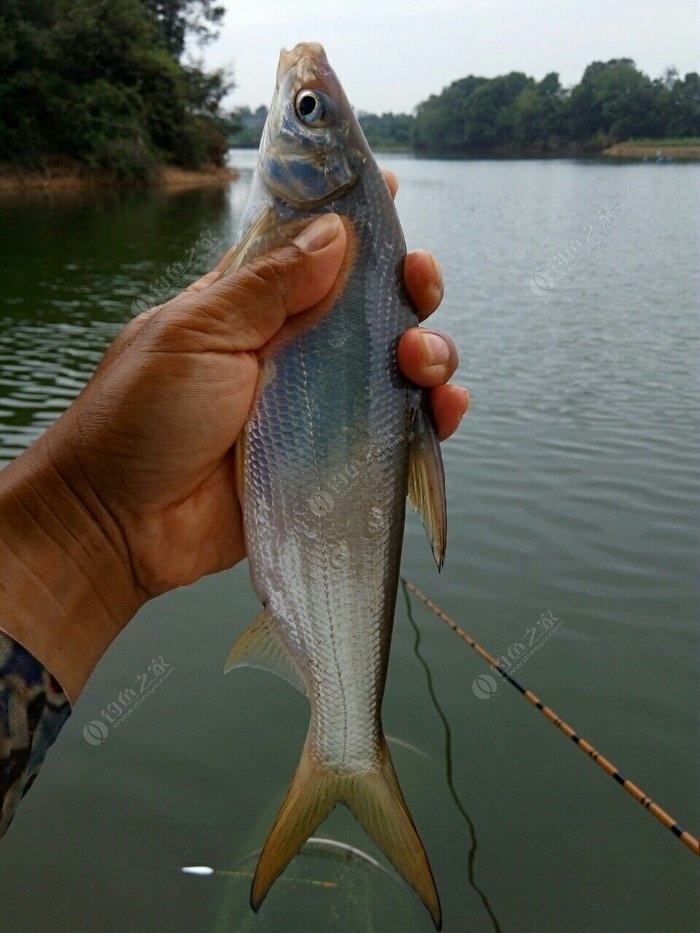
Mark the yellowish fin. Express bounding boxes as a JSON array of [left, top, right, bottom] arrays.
[[251, 737, 442, 930], [219, 208, 312, 278], [407, 404, 447, 570], [219, 208, 276, 277], [224, 609, 307, 695]]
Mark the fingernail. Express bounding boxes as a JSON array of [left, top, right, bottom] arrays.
[[430, 255, 444, 301], [422, 332, 450, 366], [293, 213, 342, 252]]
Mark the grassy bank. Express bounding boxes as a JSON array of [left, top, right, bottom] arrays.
[[0, 162, 237, 193], [602, 139, 700, 160]]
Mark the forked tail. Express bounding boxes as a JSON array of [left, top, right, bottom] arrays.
[[251, 735, 442, 929]]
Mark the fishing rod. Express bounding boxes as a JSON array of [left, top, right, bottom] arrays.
[[401, 578, 700, 858]]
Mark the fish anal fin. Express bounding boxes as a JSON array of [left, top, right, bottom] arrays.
[[224, 608, 307, 695], [407, 403, 447, 570], [252, 738, 442, 930]]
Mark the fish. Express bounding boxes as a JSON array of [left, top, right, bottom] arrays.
[[222, 42, 446, 930]]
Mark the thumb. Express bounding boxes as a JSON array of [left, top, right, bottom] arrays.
[[163, 213, 347, 353]]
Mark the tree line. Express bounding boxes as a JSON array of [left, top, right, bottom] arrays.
[[3, 10, 698, 178], [413, 60, 700, 154], [230, 59, 700, 155], [229, 107, 418, 152], [0, 0, 232, 179]]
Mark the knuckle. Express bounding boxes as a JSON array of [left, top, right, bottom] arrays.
[[244, 250, 296, 313]]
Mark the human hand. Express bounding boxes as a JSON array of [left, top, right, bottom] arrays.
[[0, 206, 466, 699], [381, 169, 467, 442], [48, 211, 464, 595]]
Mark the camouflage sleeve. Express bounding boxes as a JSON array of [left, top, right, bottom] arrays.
[[0, 630, 71, 838]]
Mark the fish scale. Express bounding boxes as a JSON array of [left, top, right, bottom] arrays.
[[223, 42, 446, 930]]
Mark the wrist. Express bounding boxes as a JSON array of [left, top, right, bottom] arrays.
[[0, 432, 145, 701]]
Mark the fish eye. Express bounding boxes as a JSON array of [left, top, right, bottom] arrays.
[[295, 90, 326, 126]]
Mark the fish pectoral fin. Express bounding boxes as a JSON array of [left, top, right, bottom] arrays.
[[223, 608, 307, 695], [218, 207, 275, 276], [407, 402, 447, 570], [252, 738, 442, 931]]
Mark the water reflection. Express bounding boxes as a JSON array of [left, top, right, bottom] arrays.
[[0, 156, 697, 932], [0, 185, 238, 463]]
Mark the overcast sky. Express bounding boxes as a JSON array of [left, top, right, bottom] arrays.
[[196, 0, 699, 115]]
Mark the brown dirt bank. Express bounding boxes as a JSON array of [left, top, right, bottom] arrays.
[[0, 162, 238, 193], [602, 143, 700, 160]]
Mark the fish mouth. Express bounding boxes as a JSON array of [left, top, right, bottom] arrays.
[[261, 41, 369, 209], [277, 42, 332, 90]]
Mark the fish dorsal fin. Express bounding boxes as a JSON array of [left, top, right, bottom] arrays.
[[407, 403, 447, 570], [224, 608, 308, 695]]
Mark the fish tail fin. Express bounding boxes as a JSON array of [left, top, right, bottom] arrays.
[[251, 737, 442, 930], [251, 741, 335, 913], [343, 737, 442, 930]]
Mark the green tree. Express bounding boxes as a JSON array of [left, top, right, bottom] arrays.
[[358, 112, 414, 151], [141, 0, 224, 57], [0, 0, 231, 177], [667, 72, 700, 136], [412, 58, 695, 154], [566, 58, 665, 143]]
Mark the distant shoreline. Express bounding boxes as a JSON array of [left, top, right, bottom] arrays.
[[3, 141, 698, 195], [231, 141, 700, 161], [601, 141, 700, 160], [0, 163, 238, 194]]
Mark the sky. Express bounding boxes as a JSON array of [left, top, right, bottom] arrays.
[[195, 0, 700, 114]]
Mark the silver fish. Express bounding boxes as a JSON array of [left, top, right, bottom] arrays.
[[223, 42, 446, 929]]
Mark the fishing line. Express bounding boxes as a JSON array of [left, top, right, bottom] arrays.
[[401, 578, 700, 857], [401, 580, 501, 932]]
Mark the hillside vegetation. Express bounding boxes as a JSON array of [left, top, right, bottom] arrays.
[[229, 59, 700, 157], [413, 60, 700, 155], [0, 0, 232, 180]]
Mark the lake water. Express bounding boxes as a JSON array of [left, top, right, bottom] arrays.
[[0, 152, 698, 932]]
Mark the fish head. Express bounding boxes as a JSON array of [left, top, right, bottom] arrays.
[[259, 42, 370, 209]]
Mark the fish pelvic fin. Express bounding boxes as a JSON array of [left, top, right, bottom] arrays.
[[408, 402, 447, 570], [252, 737, 442, 930], [224, 608, 307, 695]]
